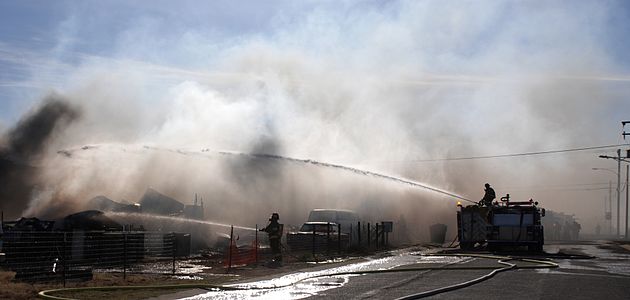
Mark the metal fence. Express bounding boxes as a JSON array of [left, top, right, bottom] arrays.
[[1, 230, 187, 285], [0, 222, 394, 282], [222, 221, 393, 269], [281, 222, 392, 257]]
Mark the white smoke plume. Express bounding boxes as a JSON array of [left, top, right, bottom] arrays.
[[2, 1, 630, 238]]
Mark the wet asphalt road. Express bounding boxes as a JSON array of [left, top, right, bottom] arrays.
[[181, 241, 630, 300], [307, 241, 630, 300]]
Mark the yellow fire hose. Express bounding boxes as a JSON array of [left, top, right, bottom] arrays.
[[38, 253, 558, 300]]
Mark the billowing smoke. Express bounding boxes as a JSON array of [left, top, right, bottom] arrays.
[[7, 96, 79, 160], [0, 96, 79, 219], [2, 1, 629, 238]]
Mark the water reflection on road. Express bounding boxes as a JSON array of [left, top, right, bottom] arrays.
[[182, 251, 462, 300], [540, 242, 630, 276]]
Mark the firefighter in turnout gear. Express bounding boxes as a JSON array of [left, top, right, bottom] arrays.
[[260, 212, 283, 262], [479, 183, 496, 207]]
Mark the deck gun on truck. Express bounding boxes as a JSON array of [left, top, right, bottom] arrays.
[[457, 194, 545, 252]]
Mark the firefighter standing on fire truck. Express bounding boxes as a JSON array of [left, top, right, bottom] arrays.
[[479, 183, 496, 207]]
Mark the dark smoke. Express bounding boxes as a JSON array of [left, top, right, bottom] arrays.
[[7, 96, 79, 160], [0, 95, 80, 220]]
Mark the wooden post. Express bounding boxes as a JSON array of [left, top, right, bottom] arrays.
[[349, 223, 353, 245], [367, 223, 371, 249], [381, 222, 385, 247], [172, 233, 176, 275], [255, 224, 259, 264], [375, 223, 379, 250], [326, 222, 331, 256], [337, 223, 341, 254], [312, 226, 316, 258], [62, 232, 67, 287], [123, 233, 127, 280], [357, 222, 361, 247], [228, 226, 234, 272]]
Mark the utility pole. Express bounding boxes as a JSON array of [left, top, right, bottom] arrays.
[[626, 164, 629, 239], [599, 121, 630, 239], [599, 149, 624, 237], [623, 121, 630, 239], [599, 121, 630, 238], [609, 181, 613, 235], [618, 149, 621, 237]]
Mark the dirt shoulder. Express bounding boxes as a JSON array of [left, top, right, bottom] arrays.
[[0, 271, 229, 300]]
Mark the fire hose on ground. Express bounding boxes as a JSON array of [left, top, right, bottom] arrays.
[[38, 253, 559, 300]]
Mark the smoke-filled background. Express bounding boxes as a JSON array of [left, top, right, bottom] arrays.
[[1, 0, 630, 239]]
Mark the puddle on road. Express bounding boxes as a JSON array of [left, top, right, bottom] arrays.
[[182, 252, 463, 300], [583, 244, 630, 276], [409, 254, 463, 264], [538, 243, 630, 276], [94, 259, 214, 277]]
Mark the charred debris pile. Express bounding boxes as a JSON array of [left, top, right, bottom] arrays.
[[86, 187, 205, 219], [0, 188, 205, 282], [3, 187, 205, 233]]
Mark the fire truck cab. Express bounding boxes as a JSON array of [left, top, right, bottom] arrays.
[[457, 194, 545, 252]]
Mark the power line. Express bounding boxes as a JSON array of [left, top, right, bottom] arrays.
[[501, 182, 610, 189], [410, 144, 629, 162], [508, 187, 610, 192]]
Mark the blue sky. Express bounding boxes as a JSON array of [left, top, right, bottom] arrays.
[[1, 0, 630, 140], [2, 1, 629, 124], [0, 0, 307, 122]]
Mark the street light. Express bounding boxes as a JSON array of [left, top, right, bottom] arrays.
[[592, 168, 615, 235]]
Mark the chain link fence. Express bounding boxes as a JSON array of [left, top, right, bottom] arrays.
[[2, 230, 188, 284], [0, 221, 394, 282]]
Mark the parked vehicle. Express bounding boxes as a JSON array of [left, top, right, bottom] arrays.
[[308, 209, 360, 231], [286, 222, 349, 251], [306, 209, 362, 246]]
